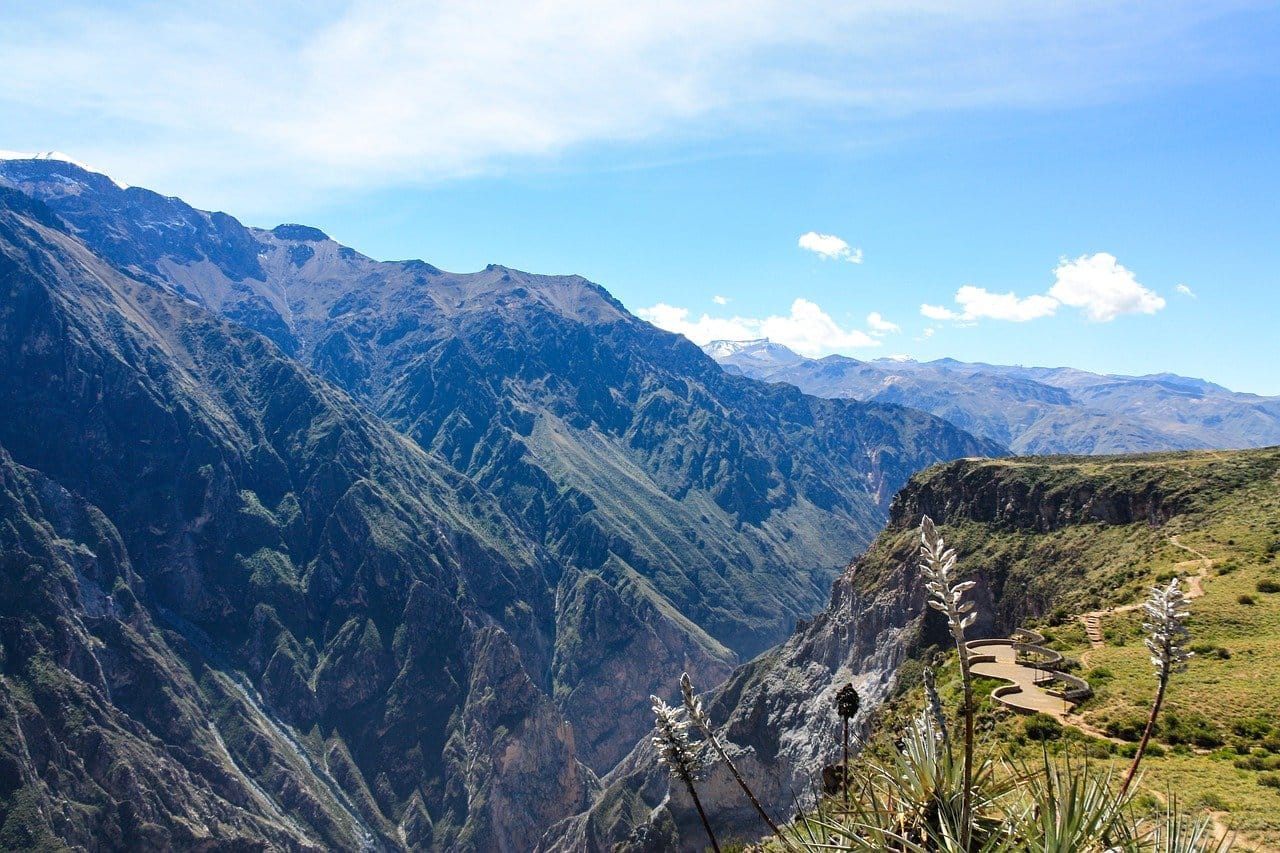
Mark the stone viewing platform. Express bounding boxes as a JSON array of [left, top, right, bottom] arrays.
[[966, 629, 1091, 719]]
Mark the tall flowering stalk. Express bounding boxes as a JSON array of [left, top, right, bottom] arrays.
[[652, 695, 720, 853], [919, 515, 977, 848], [835, 683, 861, 807], [1119, 578, 1194, 797], [680, 673, 784, 840]]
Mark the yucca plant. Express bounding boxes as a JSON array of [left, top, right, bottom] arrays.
[[1002, 749, 1134, 852], [1137, 794, 1232, 853], [680, 671, 786, 841], [919, 515, 979, 847], [781, 708, 1010, 852]]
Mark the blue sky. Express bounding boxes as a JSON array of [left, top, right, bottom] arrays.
[[2, 1, 1278, 393]]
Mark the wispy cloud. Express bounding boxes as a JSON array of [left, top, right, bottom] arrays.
[[712, 294, 730, 305], [638, 297, 879, 356], [1175, 283, 1196, 297], [0, 2, 1265, 211], [921, 252, 1164, 324], [799, 231, 863, 263]]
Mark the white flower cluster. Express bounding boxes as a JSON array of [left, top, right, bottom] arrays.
[[919, 515, 976, 641], [1142, 578, 1193, 677], [651, 695, 703, 776]]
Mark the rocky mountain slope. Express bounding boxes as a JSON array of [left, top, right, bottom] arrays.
[[0, 185, 601, 850], [0, 158, 998, 849], [548, 446, 1280, 851], [708, 339, 1280, 454]]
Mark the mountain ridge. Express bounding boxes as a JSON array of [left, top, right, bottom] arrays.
[[705, 338, 1280, 454], [0, 161, 999, 848]]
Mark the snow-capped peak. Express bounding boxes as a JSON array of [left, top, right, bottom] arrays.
[[703, 338, 771, 358], [0, 150, 130, 189]]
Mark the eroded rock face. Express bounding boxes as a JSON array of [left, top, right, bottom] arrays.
[[541, 557, 936, 853], [0, 192, 586, 849], [2, 158, 1000, 781]]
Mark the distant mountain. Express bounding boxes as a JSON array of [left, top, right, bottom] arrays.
[[705, 339, 1280, 454], [0, 158, 999, 849]]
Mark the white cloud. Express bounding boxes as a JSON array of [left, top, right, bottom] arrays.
[[921, 303, 960, 321], [638, 297, 879, 356], [922, 327, 936, 338], [954, 285, 1059, 322], [798, 232, 863, 264], [1048, 252, 1165, 321], [712, 294, 730, 305], [866, 311, 900, 334], [921, 252, 1165, 325], [1175, 283, 1196, 297]]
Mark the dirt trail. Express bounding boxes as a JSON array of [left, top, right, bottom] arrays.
[[1077, 536, 1213, 649]]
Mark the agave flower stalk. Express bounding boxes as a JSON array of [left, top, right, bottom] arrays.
[[680, 673, 785, 841], [919, 515, 977, 848], [1120, 578, 1194, 798], [834, 682, 861, 808], [652, 695, 721, 853]]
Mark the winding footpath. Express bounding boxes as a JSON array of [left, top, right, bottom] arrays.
[[1078, 535, 1212, 652]]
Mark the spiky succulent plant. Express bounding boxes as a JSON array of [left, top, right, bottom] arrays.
[[1121, 576, 1196, 798], [918, 514, 977, 847]]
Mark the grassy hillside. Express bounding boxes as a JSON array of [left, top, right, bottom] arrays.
[[861, 447, 1280, 849]]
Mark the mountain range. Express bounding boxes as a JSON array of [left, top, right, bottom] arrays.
[[0, 156, 996, 850], [706, 338, 1280, 455]]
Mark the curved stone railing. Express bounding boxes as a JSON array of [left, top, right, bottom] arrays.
[[964, 631, 1092, 713], [1043, 671, 1092, 703], [1012, 641, 1064, 669], [1011, 627, 1046, 645]]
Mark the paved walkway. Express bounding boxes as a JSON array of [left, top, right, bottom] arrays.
[[968, 641, 1072, 718]]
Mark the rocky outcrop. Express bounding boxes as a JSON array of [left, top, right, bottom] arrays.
[[0, 164, 1000, 850], [892, 456, 1195, 532]]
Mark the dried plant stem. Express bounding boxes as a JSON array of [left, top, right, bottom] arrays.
[[842, 715, 850, 808], [1120, 577, 1192, 799], [677, 760, 721, 853], [1120, 667, 1168, 799], [958, 643, 975, 847], [680, 673, 783, 840], [919, 516, 977, 849]]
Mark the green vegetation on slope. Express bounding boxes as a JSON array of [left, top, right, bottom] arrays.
[[858, 447, 1280, 849]]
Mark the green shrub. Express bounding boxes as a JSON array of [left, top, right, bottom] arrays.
[[1023, 714, 1063, 741], [1237, 593, 1257, 605], [1232, 717, 1272, 740], [1258, 772, 1280, 790], [1104, 715, 1148, 742], [1256, 578, 1280, 593], [1196, 791, 1230, 811], [1160, 711, 1224, 748]]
